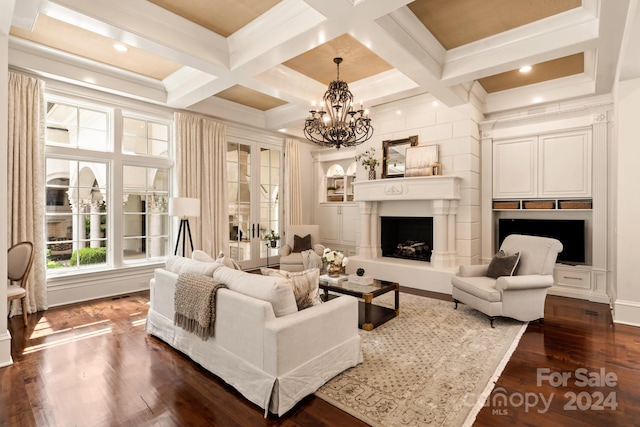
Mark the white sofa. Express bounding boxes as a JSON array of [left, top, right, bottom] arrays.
[[146, 261, 362, 416]]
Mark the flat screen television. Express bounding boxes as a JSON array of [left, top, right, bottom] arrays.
[[498, 218, 586, 265]]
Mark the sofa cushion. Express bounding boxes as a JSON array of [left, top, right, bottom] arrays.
[[213, 266, 297, 317], [166, 256, 221, 276], [486, 250, 520, 279], [260, 267, 322, 310], [215, 251, 242, 270], [293, 234, 312, 253], [452, 275, 502, 302], [279, 252, 302, 265]]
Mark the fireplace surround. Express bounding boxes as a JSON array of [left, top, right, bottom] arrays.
[[352, 176, 461, 269]]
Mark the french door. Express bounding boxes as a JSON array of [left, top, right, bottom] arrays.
[[227, 140, 281, 269]]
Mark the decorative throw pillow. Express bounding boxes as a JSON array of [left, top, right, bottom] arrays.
[[486, 249, 521, 279], [293, 234, 312, 253], [260, 267, 322, 310], [216, 251, 242, 270], [192, 250, 215, 262]]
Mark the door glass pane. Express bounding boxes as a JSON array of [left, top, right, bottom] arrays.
[[259, 147, 280, 258], [228, 142, 252, 262]]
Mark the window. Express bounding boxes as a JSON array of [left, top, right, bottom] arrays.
[[45, 97, 173, 274], [46, 159, 108, 269], [122, 166, 170, 261]]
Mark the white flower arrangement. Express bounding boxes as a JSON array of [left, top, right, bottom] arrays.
[[322, 247, 349, 267]]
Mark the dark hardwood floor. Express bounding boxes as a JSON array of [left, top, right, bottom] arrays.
[[1, 289, 638, 426]]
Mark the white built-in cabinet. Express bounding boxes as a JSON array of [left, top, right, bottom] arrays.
[[493, 129, 592, 199], [482, 108, 611, 304], [313, 148, 359, 256], [317, 203, 358, 255]]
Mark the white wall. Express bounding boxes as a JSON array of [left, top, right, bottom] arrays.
[[613, 77, 640, 326]]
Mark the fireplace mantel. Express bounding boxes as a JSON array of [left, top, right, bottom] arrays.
[[352, 175, 462, 269], [353, 176, 461, 202]]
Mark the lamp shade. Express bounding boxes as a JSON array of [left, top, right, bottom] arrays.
[[169, 197, 200, 218]]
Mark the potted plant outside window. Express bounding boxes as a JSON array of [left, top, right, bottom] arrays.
[[264, 230, 280, 247]]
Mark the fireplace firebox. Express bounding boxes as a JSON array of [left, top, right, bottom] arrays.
[[381, 216, 433, 262]]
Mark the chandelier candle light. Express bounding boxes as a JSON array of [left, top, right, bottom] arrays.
[[304, 57, 374, 149]]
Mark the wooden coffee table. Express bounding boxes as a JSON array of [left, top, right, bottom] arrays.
[[318, 277, 399, 331]]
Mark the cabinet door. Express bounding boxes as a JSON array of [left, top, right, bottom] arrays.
[[493, 137, 537, 198], [539, 130, 591, 197], [339, 204, 358, 246], [318, 204, 340, 245]]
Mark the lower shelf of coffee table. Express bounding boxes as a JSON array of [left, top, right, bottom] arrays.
[[323, 293, 397, 330]]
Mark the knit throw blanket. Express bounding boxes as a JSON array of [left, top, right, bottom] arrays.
[[174, 273, 227, 341]]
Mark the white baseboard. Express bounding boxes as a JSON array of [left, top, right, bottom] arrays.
[[548, 286, 610, 304], [0, 330, 13, 368], [613, 299, 640, 327]]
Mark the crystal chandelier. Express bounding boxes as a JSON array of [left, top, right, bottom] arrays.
[[304, 57, 373, 149]]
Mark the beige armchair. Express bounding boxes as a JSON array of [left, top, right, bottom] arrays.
[[278, 225, 325, 272], [451, 234, 563, 327]]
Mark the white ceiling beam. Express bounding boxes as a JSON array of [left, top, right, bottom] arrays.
[[442, 12, 600, 85], [9, 37, 167, 104], [44, 0, 229, 74], [483, 74, 596, 114], [10, 0, 41, 31]]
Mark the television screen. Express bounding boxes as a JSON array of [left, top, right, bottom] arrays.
[[498, 218, 586, 264]]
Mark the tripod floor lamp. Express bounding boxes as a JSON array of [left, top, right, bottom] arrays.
[[169, 197, 200, 257]]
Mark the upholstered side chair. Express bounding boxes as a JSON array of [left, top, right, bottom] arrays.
[[278, 225, 325, 272], [451, 234, 563, 327], [7, 241, 35, 326]]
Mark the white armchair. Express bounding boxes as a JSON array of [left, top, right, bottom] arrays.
[[451, 234, 563, 327], [278, 225, 325, 272]]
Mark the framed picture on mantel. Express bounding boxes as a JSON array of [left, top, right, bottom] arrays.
[[405, 145, 438, 177]]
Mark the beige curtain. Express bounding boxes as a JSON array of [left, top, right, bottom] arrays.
[[284, 138, 303, 226], [175, 112, 228, 257], [7, 72, 47, 315]]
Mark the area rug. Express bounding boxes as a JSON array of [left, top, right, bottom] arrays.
[[315, 292, 527, 427]]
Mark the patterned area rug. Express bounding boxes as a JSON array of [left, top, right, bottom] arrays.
[[315, 292, 527, 427]]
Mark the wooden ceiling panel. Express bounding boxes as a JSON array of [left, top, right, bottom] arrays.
[[215, 85, 287, 111], [148, 0, 281, 37], [10, 15, 182, 80], [283, 34, 392, 85], [409, 0, 581, 49], [478, 53, 584, 93]]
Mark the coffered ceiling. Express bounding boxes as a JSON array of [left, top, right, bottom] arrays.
[[7, 0, 632, 136]]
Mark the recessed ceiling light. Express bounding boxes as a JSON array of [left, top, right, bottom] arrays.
[[519, 65, 532, 73], [113, 43, 128, 52], [533, 96, 543, 103]]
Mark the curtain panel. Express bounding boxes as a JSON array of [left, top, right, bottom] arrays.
[[7, 72, 47, 315], [175, 113, 228, 257], [284, 138, 302, 227]]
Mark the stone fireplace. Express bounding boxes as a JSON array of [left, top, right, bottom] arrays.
[[346, 176, 462, 294], [352, 176, 461, 269]]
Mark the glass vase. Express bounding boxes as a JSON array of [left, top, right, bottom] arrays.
[[368, 169, 376, 180], [327, 263, 342, 277]]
